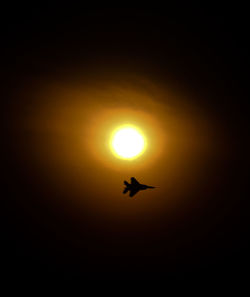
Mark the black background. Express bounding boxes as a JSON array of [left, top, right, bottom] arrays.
[[3, 5, 249, 279]]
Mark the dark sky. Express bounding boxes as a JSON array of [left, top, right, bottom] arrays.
[[3, 6, 249, 279]]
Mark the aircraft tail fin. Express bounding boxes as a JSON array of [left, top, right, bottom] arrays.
[[123, 187, 129, 194]]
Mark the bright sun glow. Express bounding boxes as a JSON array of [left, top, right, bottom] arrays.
[[110, 125, 146, 160]]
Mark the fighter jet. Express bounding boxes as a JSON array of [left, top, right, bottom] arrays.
[[123, 177, 156, 197]]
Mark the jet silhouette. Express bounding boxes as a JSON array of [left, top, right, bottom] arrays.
[[123, 177, 156, 197]]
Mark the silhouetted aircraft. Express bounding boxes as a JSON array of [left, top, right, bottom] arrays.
[[123, 177, 156, 197]]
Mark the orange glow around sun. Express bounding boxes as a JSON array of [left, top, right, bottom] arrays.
[[86, 105, 165, 172], [22, 77, 217, 217]]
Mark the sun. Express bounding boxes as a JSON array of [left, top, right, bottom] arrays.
[[110, 125, 147, 160]]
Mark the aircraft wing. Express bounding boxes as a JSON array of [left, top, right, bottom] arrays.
[[131, 177, 139, 185], [129, 188, 139, 197]]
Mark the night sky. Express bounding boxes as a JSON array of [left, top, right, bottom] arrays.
[[3, 6, 249, 279]]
